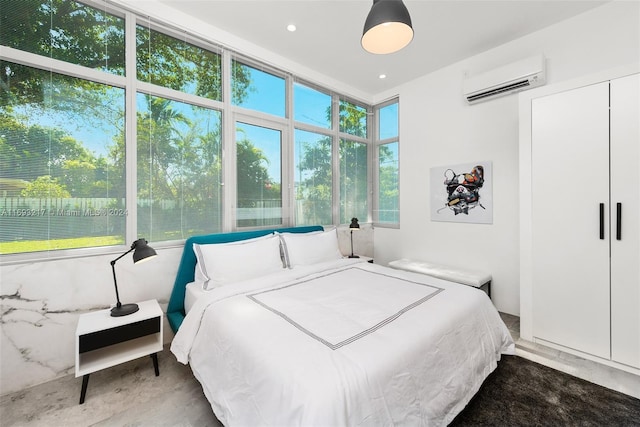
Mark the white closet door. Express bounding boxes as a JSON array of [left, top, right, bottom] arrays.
[[610, 73, 640, 368], [531, 82, 610, 358]]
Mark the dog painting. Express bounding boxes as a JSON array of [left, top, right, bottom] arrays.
[[430, 161, 493, 224]]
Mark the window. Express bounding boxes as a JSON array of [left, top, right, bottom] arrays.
[[339, 140, 368, 224], [294, 129, 332, 225], [293, 82, 331, 129], [231, 60, 285, 117], [136, 24, 222, 99], [378, 142, 399, 223], [0, 62, 126, 254], [135, 23, 224, 242], [1, 0, 396, 257], [379, 101, 399, 140], [0, 0, 125, 76], [339, 99, 367, 138], [374, 100, 400, 225], [137, 94, 222, 241], [235, 121, 282, 227]]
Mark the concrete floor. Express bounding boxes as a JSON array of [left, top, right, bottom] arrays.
[[0, 347, 220, 427], [2, 312, 638, 426]]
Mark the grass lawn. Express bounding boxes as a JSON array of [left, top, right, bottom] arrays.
[[0, 236, 124, 254]]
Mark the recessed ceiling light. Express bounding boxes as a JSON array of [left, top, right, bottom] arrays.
[[287, 24, 296, 32], [379, 74, 387, 79]]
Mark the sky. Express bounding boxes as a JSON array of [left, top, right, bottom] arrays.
[[21, 68, 396, 184]]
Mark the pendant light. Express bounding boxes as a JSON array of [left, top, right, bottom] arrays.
[[361, 0, 414, 55]]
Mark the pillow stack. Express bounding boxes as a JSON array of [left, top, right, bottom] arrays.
[[192, 228, 343, 290]]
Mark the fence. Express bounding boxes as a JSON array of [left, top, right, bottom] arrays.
[[0, 197, 126, 241], [2, 197, 278, 242]]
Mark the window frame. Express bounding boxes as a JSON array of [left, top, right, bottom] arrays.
[[373, 98, 400, 228], [230, 112, 291, 230], [230, 55, 289, 119], [0, 0, 396, 263]]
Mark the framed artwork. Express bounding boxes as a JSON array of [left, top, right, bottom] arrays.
[[430, 161, 493, 224]]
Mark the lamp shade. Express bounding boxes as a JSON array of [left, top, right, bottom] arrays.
[[350, 217, 360, 230], [361, 0, 413, 55], [349, 218, 360, 258], [132, 238, 157, 264], [110, 238, 157, 317]]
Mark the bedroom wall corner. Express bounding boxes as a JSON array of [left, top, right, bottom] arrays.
[[373, 1, 640, 318]]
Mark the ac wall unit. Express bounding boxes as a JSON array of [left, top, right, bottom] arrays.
[[463, 55, 546, 104]]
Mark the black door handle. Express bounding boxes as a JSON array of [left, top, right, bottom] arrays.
[[599, 203, 605, 240], [616, 203, 621, 241]]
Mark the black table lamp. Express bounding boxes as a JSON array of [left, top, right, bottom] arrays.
[[349, 218, 360, 258], [110, 238, 157, 317]]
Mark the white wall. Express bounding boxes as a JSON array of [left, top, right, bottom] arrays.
[[373, 1, 640, 316], [1, 0, 638, 396]]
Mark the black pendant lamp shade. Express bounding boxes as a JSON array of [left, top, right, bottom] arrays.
[[362, 0, 414, 55]]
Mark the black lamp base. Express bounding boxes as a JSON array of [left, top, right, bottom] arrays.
[[110, 303, 139, 317], [348, 255, 360, 258]]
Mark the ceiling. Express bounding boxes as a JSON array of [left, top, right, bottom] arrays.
[[157, 0, 608, 96]]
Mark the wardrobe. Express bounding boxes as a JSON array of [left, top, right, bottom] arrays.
[[519, 70, 639, 371]]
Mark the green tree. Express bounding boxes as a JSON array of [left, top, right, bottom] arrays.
[[61, 159, 98, 196], [378, 144, 399, 222], [21, 175, 70, 198], [194, 129, 223, 203], [236, 136, 279, 203], [339, 101, 368, 138], [0, 0, 125, 109], [339, 140, 368, 223], [135, 25, 250, 103], [297, 102, 369, 224], [296, 136, 333, 225], [0, 113, 114, 195], [1, 0, 251, 203], [136, 95, 184, 201]]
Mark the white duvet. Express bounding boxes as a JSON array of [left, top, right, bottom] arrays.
[[171, 259, 515, 426]]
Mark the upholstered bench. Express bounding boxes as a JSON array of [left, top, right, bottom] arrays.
[[388, 258, 492, 298]]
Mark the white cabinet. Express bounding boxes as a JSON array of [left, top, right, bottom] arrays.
[[610, 74, 640, 368], [523, 72, 639, 369], [531, 82, 611, 359]]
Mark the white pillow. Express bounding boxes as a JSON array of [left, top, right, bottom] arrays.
[[279, 228, 343, 267], [193, 233, 283, 289], [193, 234, 273, 285]]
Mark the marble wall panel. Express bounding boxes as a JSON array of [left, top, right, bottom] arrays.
[[1, 225, 374, 395]]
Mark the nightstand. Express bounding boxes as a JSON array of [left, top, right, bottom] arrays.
[[75, 299, 163, 404]]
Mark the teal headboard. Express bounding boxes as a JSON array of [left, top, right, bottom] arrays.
[[166, 225, 324, 333]]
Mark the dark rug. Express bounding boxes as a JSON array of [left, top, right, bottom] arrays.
[[450, 355, 640, 426]]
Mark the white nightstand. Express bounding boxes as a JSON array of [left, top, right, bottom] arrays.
[[75, 299, 163, 404]]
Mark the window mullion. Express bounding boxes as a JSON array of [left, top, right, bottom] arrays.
[[367, 106, 374, 224], [331, 95, 340, 225], [222, 50, 235, 232], [124, 11, 138, 244], [0, 46, 126, 89], [283, 74, 295, 227]]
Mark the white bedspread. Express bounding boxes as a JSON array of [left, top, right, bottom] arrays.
[[171, 259, 515, 426]]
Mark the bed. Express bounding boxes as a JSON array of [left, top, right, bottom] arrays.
[[168, 226, 515, 426]]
